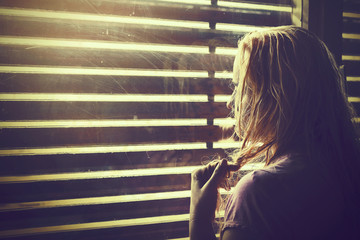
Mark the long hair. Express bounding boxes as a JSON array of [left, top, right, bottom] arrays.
[[229, 26, 359, 166], [227, 25, 360, 234]]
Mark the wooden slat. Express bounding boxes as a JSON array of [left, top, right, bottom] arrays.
[[0, 162, 257, 184], [0, 0, 291, 26], [0, 102, 230, 120], [0, 74, 232, 95], [0, 175, 191, 203], [0, 46, 234, 71], [0, 149, 227, 175], [0, 16, 240, 47], [0, 126, 231, 147], [343, 39, 360, 55], [230, 0, 291, 4], [0, 198, 190, 230], [0, 219, 190, 240], [344, 60, 360, 76]]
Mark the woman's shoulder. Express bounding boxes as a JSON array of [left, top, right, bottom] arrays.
[[237, 154, 308, 187]]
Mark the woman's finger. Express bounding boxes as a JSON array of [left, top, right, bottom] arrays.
[[205, 160, 228, 189]]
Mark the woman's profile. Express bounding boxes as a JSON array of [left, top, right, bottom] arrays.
[[190, 26, 360, 240]]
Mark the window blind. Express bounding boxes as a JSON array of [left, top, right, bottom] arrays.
[[343, 0, 360, 121], [0, 0, 291, 239]]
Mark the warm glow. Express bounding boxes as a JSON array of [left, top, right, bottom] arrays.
[[0, 166, 198, 183], [0, 93, 208, 102], [215, 47, 237, 55], [0, 66, 209, 77], [0, 7, 209, 29], [0, 119, 208, 128], [0, 36, 209, 54], [0, 189, 237, 212], [0, 143, 207, 156], [343, 12, 360, 19], [217, 1, 292, 12], [216, 23, 264, 32], [348, 97, 360, 102], [342, 33, 360, 40], [0, 214, 190, 238], [214, 71, 233, 79], [0, 190, 191, 211], [347, 76, 360, 81], [156, 0, 210, 6], [0, 163, 262, 183], [214, 94, 231, 102], [213, 141, 240, 149], [213, 118, 235, 127], [342, 55, 360, 61]]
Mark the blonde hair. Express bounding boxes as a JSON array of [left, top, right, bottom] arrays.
[[229, 26, 359, 170]]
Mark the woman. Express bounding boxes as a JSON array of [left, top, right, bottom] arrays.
[[190, 26, 360, 240]]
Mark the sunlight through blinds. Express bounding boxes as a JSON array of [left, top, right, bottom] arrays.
[[0, 0, 291, 239]]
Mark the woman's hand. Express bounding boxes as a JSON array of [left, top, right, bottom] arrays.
[[189, 159, 239, 240]]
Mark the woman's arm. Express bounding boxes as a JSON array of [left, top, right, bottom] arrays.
[[189, 160, 239, 240]]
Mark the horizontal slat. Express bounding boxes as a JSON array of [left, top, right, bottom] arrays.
[[0, 74, 233, 95], [0, 190, 192, 212], [0, 118, 234, 128], [0, 163, 256, 184], [156, 0, 291, 5], [0, 93, 209, 102], [343, 55, 360, 61], [0, 15, 240, 47], [347, 76, 360, 81], [0, 143, 209, 157], [0, 119, 212, 128], [0, 213, 190, 239], [0, 148, 228, 175], [225, 0, 290, 4], [0, 198, 190, 230], [0, 102, 229, 120], [0, 175, 192, 203], [0, 1, 291, 26], [0, 221, 190, 240], [0, 36, 209, 53], [0, 65, 212, 77], [0, 166, 198, 183], [0, 46, 234, 72]]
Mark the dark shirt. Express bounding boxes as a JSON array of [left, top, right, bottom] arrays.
[[222, 154, 349, 240]]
